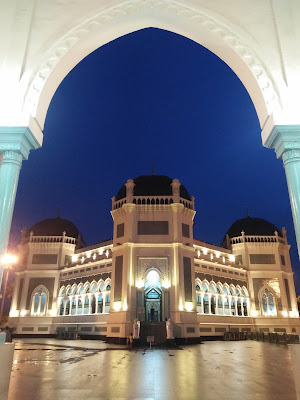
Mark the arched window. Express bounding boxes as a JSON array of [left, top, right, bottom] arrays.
[[202, 282, 209, 293], [260, 287, 277, 316], [105, 295, 110, 313], [98, 282, 104, 292], [97, 294, 103, 313], [78, 285, 84, 295], [77, 298, 83, 314], [31, 286, 48, 316], [91, 283, 97, 293], [71, 298, 76, 315], [195, 283, 201, 292], [65, 299, 70, 315], [83, 296, 89, 314]]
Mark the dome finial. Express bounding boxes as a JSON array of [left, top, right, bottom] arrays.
[[247, 205, 250, 217], [152, 162, 155, 176]]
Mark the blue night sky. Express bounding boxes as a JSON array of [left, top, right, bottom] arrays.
[[9, 28, 300, 293]]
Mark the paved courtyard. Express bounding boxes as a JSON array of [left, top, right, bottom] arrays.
[[8, 339, 298, 400]]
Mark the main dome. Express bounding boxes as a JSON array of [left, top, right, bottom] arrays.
[[26, 216, 82, 239], [222, 216, 282, 248], [116, 175, 191, 201]]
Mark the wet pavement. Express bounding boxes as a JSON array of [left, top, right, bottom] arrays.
[[8, 339, 297, 400]]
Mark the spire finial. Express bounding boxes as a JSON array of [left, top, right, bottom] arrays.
[[152, 162, 155, 176], [247, 205, 250, 217]]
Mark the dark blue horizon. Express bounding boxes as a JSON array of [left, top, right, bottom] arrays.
[[9, 27, 300, 293]]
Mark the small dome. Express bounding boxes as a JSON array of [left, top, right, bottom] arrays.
[[26, 216, 83, 241], [222, 216, 282, 247], [116, 175, 191, 200]]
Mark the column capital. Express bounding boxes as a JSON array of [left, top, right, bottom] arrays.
[[264, 124, 300, 160], [1, 151, 22, 167], [0, 126, 41, 160]]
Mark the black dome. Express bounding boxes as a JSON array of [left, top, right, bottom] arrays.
[[27, 217, 82, 239], [223, 217, 282, 247], [116, 175, 191, 201]]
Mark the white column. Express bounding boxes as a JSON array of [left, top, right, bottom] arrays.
[[88, 294, 91, 314], [241, 298, 244, 316], [235, 297, 238, 315], [95, 294, 98, 314], [103, 293, 106, 313], [75, 296, 78, 314], [69, 297, 72, 315], [265, 125, 300, 256]]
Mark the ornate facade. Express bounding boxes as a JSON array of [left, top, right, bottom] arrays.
[[8, 175, 300, 342]]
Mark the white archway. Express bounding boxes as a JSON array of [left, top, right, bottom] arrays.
[[24, 3, 277, 133], [1, 0, 300, 263]]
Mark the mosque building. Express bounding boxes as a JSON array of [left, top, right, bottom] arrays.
[[8, 175, 300, 343]]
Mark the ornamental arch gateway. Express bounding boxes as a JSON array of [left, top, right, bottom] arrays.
[[0, 0, 300, 265]]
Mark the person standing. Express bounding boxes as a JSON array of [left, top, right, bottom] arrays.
[[4, 326, 12, 342], [129, 333, 133, 349], [150, 305, 154, 321]]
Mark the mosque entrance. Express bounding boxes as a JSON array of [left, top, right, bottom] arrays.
[[145, 286, 162, 322], [136, 269, 168, 322]]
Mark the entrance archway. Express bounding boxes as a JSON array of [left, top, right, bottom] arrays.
[[144, 270, 162, 322], [1, 1, 300, 286]]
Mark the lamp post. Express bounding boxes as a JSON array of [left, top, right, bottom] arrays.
[[0, 254, 17, 323]]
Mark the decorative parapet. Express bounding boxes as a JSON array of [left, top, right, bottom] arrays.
[[230, 234, 286, 245], [24, 233, 77, 245], [112, 195, 194, 210]]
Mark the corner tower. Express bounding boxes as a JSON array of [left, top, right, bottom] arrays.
[[107, 175, 199, 342]]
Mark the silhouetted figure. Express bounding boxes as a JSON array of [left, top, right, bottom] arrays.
[[4, 326, 12, 343], [150, 306, 154, 321]]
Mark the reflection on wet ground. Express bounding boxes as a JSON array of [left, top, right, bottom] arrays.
[[8, 339, 297, 400]]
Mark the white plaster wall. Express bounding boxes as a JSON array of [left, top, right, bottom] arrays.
[[1, 0, 300, 142]]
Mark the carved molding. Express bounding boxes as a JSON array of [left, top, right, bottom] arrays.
[[1, 151, 23, 166], [24, 0, 279, 117], [138, 257, 169, 282], [282, 149, 300, 164]]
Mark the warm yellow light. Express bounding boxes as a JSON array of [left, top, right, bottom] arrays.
[[136, 280, 144, 289], [290, 310, 299, 318], [105, 250, 109, 258], [114, 302, 122, 311], [2, 254, 17, 265], [99, 248, 103, 255], [185, 302, 193, 312], [229, 255, 235, 262], [203, 248, 208, 255], [215, 251, 220, 258], [86, 251, 91, 258], [123, 299, 128, 311], [9, 310, 19, 317], [20, 310, 26, 317], [72, 254, 78, 262], [50, 310, 57, 317], [197, 250, 201, 258], [179, 300, 184, 311], [162, 280, 171, 289], [282, 311, 288, 317], [251, 310, 258, 317]]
